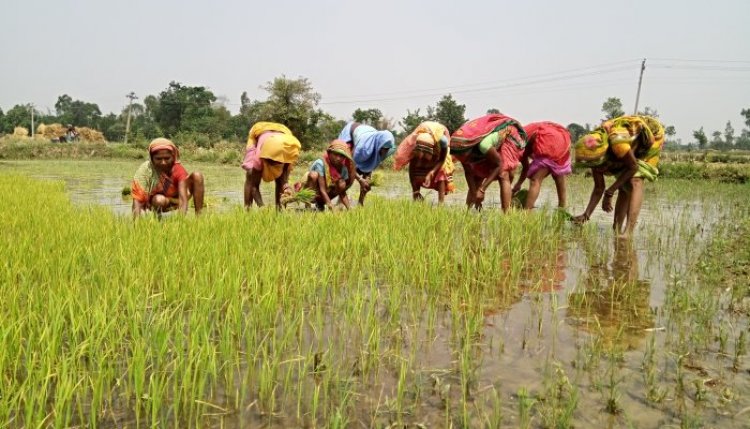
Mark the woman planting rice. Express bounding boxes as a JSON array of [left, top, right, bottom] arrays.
[[450, 113, 527, 211], [337, 121, 396, 206], [131, 138, 205, 218], [393, 121, 455, 203], [242, 122, 302, 209], [512, 121, 572, 209], [572, 115, 664, 237], [294, 140, 354, 211]]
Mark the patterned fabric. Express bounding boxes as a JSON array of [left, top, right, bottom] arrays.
[[575, 115, 664, 174], [450, 113, 527, 152], [340, 123, 395, 173], [241, 122, 301, 182], [131, 138, 188, 204]]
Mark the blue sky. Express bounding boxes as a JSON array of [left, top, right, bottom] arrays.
[[2, 0, 749, 142]]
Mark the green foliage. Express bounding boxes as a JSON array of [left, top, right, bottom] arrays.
[[693, 127, 708, 149], [2, 104, 34, 134], [255, 75, 323, 149], [352, 108, 383, 125], [741, 108, 750, 128], [54, 94, 102, 128], [601, 97, 624, 120], [433, 94, 466, 134], [152, 81, 218, 138], [399, 108, 428, 134]]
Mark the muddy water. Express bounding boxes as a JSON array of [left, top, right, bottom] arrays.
[[1, 160, 747, 428]]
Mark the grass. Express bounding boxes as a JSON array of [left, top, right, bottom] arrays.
[[0, 161, 749, 427]]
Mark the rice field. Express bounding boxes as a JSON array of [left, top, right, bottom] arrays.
[[0, 160, 749, 428]]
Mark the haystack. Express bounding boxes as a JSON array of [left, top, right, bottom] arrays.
[[13, 127, 29, 137]]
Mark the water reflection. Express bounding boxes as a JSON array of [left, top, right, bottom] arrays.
[[566, 238, 653, 350]]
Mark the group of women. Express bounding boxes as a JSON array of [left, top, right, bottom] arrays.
[[131, 112, 664, 237]]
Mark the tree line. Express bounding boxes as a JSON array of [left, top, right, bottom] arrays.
[[1, 76, 748, 151]]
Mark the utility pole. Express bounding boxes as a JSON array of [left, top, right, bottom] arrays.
[[124, 92, 138, 144], [633, 58, 646, 115], [30, 104, 35, 138]]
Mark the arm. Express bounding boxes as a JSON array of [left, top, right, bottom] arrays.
[[345, 161, 356, 188], [317, 174, 334, 210], [601, 150, 638, 212], [573, 169, 606, 223], [250, 169, 264, 207], [177, 180, 189, 214], [132, 198, 147, 218], [475, 146, 503, 204], [424, 145, 448, 186], [512, 146, 533, 193], [274, 164, 292, 208]]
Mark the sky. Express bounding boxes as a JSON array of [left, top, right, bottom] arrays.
[[2, 0, 749, 142]]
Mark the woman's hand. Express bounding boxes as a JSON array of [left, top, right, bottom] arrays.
[[475, 187, 486, 205], [572, 213, 590, 225]]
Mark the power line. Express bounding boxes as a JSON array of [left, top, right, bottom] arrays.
[[322, 59, 642, 101], [320, 65, 637, 105]]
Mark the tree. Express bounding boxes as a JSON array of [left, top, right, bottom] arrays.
[[639, 106, 659, 117], [741, 108, 750, 128], [152, 81, 218, 138], [54, 94, 102, 128], [567, 123, 588, 143], [256, 76, 323, 149], [602, 97, 624, 120], [693, 127, 708, 149], [724, 121, 735, 146], [352, 108, 383, 126], [711, 130, 723, 147], [486, 108, 501, 114], [0, 107, 4, 134], [2, 104, 35, 134], [433, 94, 466, 134], [400, 108, 428, 133]]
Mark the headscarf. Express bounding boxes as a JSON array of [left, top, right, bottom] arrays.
[[148, 137, 179, 159], [351, 125, 396, 173], [322, 140, 353, 187], [393, 121, 455, 177], [574, 129, 609, 168], [132, 138, 182, 203]]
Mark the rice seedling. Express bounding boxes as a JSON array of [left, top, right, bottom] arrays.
[[0, 162, 748, 428]]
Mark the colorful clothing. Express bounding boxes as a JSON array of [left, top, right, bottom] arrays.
[[450, 114, 527, 177], [394, 121, 455, 192], [131, 139, 189, 204], [294, 140, 354, 199], [523, 122, 572, 178], [338, 122, 395, 173], [241, 122, 301, 182], [574, 115, 664, 181]]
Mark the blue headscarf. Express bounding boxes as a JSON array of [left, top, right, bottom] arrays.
[[350, 125, 395, 173]]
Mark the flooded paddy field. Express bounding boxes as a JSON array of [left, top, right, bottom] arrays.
[[1, 160, 748, 428]]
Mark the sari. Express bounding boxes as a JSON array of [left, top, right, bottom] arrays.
[[131, 138, 188, 205], [242, 122, 301, 182], [338, 122, 396, 173], [523, 122, 572, 177], [450, 114, 527, 177], [394, 121, 456, 192]]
